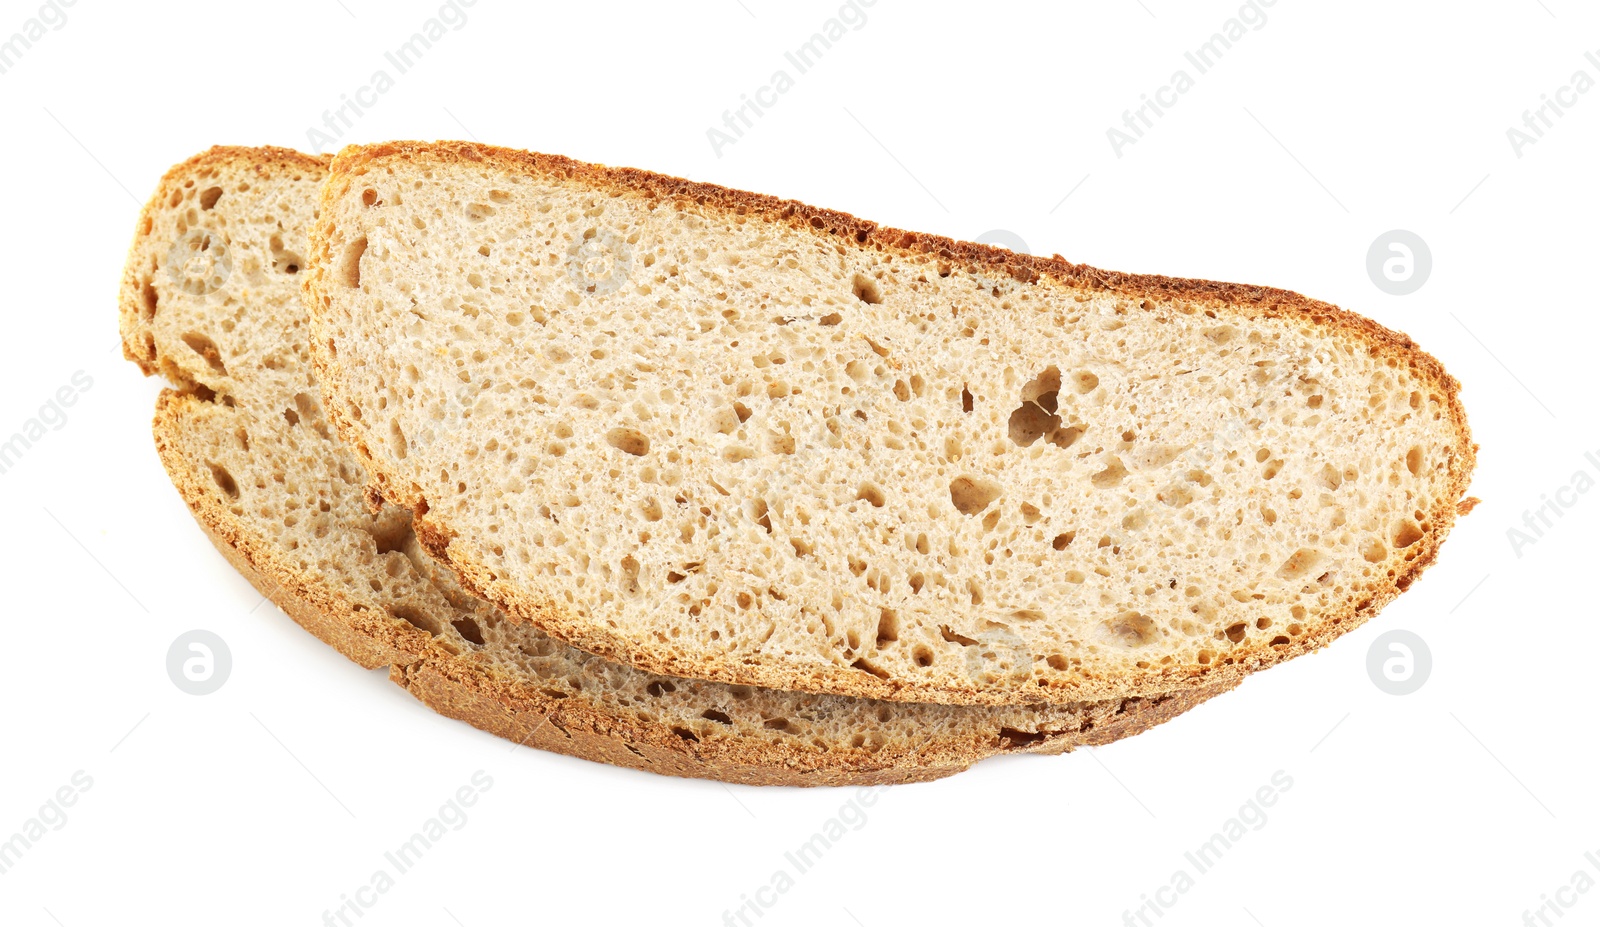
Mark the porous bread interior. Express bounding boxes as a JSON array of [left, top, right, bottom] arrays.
[[119, 146, 1219, 783], [308, 141, 1475, 707]]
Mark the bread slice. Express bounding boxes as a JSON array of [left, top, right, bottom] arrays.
[[306, 141, 1477, 707], [119, 146, 1227, 785]]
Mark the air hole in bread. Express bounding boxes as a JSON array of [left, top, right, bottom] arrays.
[[1133, 444, 1184, 469], [1019, 367, 1059, 408], [939, 625, 979, 647], [949, 476, 1002, 515], [451, 617, 485, 645], [749, 498, 773, 533], [619, 556, 641, 595], [1159, 484, 1195, 508], [1008, 402, 1057, 447], [366, 519, 408, 555], [270, 234, 303, 275], [768, 431, 796, 455], [199, 187, 222, 210], [390, 605, 442, 635], [605, 427, 650, 457], [336, 235, 367, 288], [1055, 424, 1085, 451], [1105, 611, 1158, 647], [851, 658, 890, 680], [206, 462, 239, 500], [1000, 727, 1047, 748], [1090, 457, 1128, 488], [1406, 445, 1424, 476], [876, 609, 899, 645], [1393, 519, 1424, 549], [1276, 548, 1323, 581], [180, 331, 227, 374]]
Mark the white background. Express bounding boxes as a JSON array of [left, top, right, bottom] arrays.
[[1, 1, 1595, 924]]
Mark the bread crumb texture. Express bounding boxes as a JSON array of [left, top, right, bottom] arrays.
[[307, 142, 1475, 707], [118, 146, 1227, 785]]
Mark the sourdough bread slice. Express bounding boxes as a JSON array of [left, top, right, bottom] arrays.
[[306, 142, 1476, 707], [120, 146, 1226, 785]]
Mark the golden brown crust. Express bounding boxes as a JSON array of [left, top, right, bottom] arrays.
[[307, 140, 1477, 708], [396, 658, 1230, 786]]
